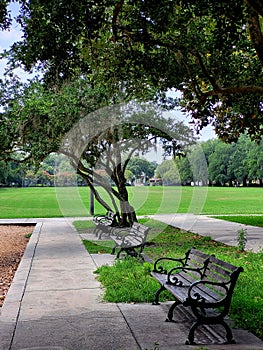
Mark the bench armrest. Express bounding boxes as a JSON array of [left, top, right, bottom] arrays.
[[93, 214, 104, 221], [185, 279, 229, 307], [152, 257, 185, 274], [93, 212, 116, 226], [111, 228, 131, 239], [167, 266, 203, 286]]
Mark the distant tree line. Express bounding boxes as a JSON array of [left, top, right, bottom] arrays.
[[0, 154, 85, 187], [0, 154, 157, 188], [155, 134, 263, 187], [1, 134, 263, 188]]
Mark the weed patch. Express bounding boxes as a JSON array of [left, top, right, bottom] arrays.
[[95, 258, 171, 303]]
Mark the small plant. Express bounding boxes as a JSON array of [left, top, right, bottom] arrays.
[[202, 235, 212, 242], [237, 228, 247, 252], [144, 342, 159, 350], [24, 233, 32, 239]]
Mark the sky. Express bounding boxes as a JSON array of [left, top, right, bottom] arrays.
[[0, 2, 28, 80]]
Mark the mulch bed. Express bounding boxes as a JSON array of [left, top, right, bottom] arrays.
[[0, 225, 34, 307]]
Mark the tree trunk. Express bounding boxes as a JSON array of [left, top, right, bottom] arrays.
[[119, 202, 137, 226], [242, 176, 248, 187], [118, 183, 137, 226]]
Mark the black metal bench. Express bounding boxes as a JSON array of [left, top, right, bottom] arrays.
[[110, 222, 150, 259], [151, 248, 243, 345], [93, 211, 117, 237]]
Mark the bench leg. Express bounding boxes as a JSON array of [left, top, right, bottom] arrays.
[[98, 229, 103, 239], [98, 225, 111, 239], [116, 247, 125, 258], [152, 285, 166, 305], [93, 226, 100, 237], [185, 316, 236, 345], [116, 247, 145, 261], [222, 320, 236, 344], [111, 245, 117, 255], [125, 247, 138, 258], [128, 247, 145, 261], [185, 320, 200, 345], [115, 247, 135, 259], [165, 300, 181, 322]]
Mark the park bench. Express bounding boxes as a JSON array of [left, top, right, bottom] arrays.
[[151, 248, 243, 345], [93, 211, 117, 238], [110, 222, 150, 260]]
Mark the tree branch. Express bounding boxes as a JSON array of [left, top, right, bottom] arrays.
[[246, 1, 263, 66], [193, 51, 221, 92], [247, 0, 263, 17], [112, 0, 125, 41], [77, 168, 112, 212], [205, 85, 263, 96]]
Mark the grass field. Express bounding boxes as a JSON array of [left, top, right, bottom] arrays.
[[0, 186, 263, 222]]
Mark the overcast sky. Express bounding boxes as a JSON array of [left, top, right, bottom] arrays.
[[0, 2, 36, 82]]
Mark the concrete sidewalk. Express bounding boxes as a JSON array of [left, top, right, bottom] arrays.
[[0, 216, 263, 350]]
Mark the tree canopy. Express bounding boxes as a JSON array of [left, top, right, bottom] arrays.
[[2, 0, 263, 141]]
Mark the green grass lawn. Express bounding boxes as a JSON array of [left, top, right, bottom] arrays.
[[1, 186, 263, 221], [0, 187, 91, 218], [0, 187, 63, 218]]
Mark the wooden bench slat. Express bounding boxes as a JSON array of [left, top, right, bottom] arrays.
[[151, 272, 169, 285], [165, 283, 220, 304], [210, 255, 239, 272], [192, 282, 225, 300], [207, 263, 232, 278], [177, 270, 202, 283]]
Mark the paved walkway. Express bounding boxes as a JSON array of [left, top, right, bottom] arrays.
[[0, 215, 263, 350]]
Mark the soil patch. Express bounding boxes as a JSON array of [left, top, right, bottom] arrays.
[[0, 225, 34, 308]]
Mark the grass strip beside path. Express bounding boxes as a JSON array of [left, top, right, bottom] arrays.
[[210, 215, 263, 227]]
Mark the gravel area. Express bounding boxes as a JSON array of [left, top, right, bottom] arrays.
[[0, 225, 34, 308]]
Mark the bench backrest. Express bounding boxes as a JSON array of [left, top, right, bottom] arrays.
[[183, 249, 243, 285], [180, 252, 243, 308], [120, 222, 150, 248], [130, 222, 149, 241], [107, 211, 116, 219], [185, 249, 210, 271], [175, 249, 243, 299], [200, 255, 244, 300], [177, 248, 210, 284]]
